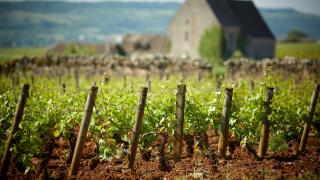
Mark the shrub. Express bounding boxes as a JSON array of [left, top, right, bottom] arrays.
[[285, 30, 308, 42], [198, 26, 224, 64]]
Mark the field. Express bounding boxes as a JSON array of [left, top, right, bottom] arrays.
[[0, 61, 320, 179], [0, 47, 47, 63], [276, 42, 320, 59]]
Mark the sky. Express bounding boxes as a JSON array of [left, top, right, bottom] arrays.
[[253, 0, 320, 15], [0, 0, 319, 15]]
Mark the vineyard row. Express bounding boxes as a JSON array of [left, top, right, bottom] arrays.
[[0, 82, 319, 178]]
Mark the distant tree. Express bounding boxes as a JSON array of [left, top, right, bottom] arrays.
[[69, 44, 79, 54], [198, 26, 224, 64], [285, 30, 308, 42], [115, 44, 126, 56], [231, 49, 244, 59]]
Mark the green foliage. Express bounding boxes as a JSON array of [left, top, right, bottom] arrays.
[[285, 30, 308, 42], [231, 50, 244, 59], [269, 133, 288, 152], [230, 82, 267, 146], [142, 91, 175, 148], [229, 68, 310, 146], [185, 89, 223, 133], [0, 91, 19, 153], [198, 26, 224, 64], [0, 73, 319, 171], [70, 45, 78, 54]]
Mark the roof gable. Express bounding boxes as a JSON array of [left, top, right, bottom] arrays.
[[227, 0, 275, 38], [206, 0, 240, 27]]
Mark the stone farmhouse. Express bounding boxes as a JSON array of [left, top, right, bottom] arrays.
[[168, 0, 275, 59]]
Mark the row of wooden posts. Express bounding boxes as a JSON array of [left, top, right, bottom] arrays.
[[0, 83, 319, 178]]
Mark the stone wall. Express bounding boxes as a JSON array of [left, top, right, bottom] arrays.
[[224, 57, 320, 82], [0, 54, 213, 79]]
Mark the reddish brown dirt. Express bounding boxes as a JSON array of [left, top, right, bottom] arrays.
[[7, 135, 320, 179]]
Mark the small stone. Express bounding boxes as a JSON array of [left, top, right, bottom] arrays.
[[88, 156, 99, 170], [114, 166, 123, 172], [114, 158, 123, 164]]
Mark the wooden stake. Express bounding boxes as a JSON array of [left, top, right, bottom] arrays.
[[197, 72, 202, 82], [216, 75, 222, 92], [130, 80, 134, 92], [31, 76, 35, 85], [74, 67, 80, 90], [299, 84, 320, 152], [123, 75, 127, 88], [218, 88, 233, 158], [180, 73, 186, 84], [250, 81, 255, 92], [69, 86, 98, 177], [58, 73, 62, 85], [128, 87, 148, 169], [148, 80, 151, 92], [0, 84, 30, 179], [258, 87, 274, 158], [62, 83, 66, 94], [16, 73, 20, 86], [173, 84, 187, 161]]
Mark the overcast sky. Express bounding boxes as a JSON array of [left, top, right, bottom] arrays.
[[1, 0, 319, 15]]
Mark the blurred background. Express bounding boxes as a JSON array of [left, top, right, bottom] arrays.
[[0, 0, 319, 62]]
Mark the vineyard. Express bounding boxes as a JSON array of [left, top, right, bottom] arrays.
[[0, 58, 320, 179]]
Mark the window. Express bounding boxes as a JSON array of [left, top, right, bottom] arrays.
[[185, 19, 190, 42], [185, 31, 189, 41]]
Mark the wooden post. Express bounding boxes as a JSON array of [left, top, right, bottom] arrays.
[[11, 75, 15, 87], [146, 73, 150, 82], [0, 84, 30, 179], [123, 75, 127, 89], [218, 88, 233, 158], [173, 84, 187, 161], [180, 73, 186, 84], [128, 87, 148, 169], [104, 74, 110, 84], [197, 72, 202, 82], [165, 74, 170, 81], [74, 67, 80, 90], [250, 81, 254, 92], [299, 84, 320, 152], [258, 87, 274, 158], [69, 86, 98, 177], [62, 83, 66, 94], [31, 76, 35, 85], [58, 73, 62, 85], [16, 73, 20, 86], [148, 80, 151, 92], [216, 75, 222, 92], [131, 80, 134, 92]]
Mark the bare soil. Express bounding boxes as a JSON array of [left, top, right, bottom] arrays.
[[7, 132, 320, 180]]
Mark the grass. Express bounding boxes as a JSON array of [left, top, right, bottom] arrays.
[[61, 43, 97, 55], [0, 47, 48, 63], [276, 42, 320, 59]]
